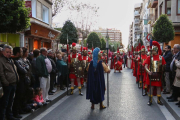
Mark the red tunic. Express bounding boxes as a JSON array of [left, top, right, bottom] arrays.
[[137, 54, 147, 76], [133, 57, 137, 77], [114, 56, 122, 70], [143, 55, 166, 87], [68, 54, 83, 85], [82, 56, 91, 62], [131, 56, 134, 69]]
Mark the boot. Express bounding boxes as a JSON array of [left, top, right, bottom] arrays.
[[139, 81, 142, 88], [143, 87, 148, 96], [100, 102, 106, 110], [157, 95, 163, 105], [78, 87, 83, 96], [147, 95, 153, 106], [70, 87, 74, 95]]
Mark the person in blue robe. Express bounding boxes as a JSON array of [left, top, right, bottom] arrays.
[[86, 47, 110, 109]]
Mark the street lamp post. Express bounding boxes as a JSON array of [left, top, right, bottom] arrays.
[[106, 29, 109, 107]]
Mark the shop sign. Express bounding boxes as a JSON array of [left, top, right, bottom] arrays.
[[48, 31, 55, 39], [25, 1, 32, 18]]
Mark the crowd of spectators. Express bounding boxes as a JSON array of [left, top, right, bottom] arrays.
[[0, 44, 68, 120], [163, 44, 180, 108]]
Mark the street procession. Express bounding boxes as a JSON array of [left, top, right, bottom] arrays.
[[1, 0, 180, 120]]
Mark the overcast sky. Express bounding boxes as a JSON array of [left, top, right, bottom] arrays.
[[53, 0, 143, 48]]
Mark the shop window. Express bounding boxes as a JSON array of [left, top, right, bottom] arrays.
[[43, 5, 49, 24], [165, 0, 171, 15], [32, 0, 36, 18], [177, 0, 180, 15]]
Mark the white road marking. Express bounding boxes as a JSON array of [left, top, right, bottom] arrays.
[[33, 89, 78, 120], [153, 97, 175, 120]]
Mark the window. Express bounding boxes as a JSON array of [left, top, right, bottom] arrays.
[[43, 5, 49, 24], [159, 2, 163, 15], [144, 20, 148, 25], [177, 0, 180, 14], [32, 0, 36, 18], [165, 0, 171, 15]]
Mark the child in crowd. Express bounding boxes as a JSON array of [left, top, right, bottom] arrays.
[[34, 88, 47, 106], [22, 88, 40, 113]]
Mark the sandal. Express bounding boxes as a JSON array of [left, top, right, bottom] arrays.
[[100, 105, 106, 110]]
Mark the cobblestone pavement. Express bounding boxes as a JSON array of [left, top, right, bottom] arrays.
[[38, 68, 166, 120]]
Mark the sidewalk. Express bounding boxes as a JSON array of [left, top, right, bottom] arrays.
[[21, 86, 76, 120], [161, 93, 180, 120]]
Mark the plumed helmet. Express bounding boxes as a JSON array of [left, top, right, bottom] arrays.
[[152, 41, 162, 55], [141, 45, 145, 52], [72, 43, 76, 50]]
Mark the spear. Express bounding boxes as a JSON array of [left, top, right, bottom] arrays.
[[149, 36, 153, 105], [66, 34, 69, 95], [106, 29, 109, 107]]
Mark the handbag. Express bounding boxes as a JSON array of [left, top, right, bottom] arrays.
[[176, 68, 180, 79], [0, 81, 3, 98]]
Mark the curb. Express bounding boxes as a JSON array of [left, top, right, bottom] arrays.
[[22, 87, 77, 120], [161, 93, 180, 120]]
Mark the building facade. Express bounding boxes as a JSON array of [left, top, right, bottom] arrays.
[[128, 22, 134, 46], [94, 28, 122, 43], [133, 3, 143, 46], [147, 0, 180, 48], [24, 0, 60, 51]]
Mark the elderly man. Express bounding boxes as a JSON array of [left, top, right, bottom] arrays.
[[36, 48, 52, 102], [0, 45, 19, 120], [47, 50, 58, 94], [167, 44, 180, 102], [163, 45, 172, 94]]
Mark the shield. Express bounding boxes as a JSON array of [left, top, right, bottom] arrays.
[[74, 61, 86, 78]]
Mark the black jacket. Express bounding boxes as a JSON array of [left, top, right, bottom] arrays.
[[12, 57, 34, 86], [48, 57, 57, 74], [163, 51, 173, 72], [171, 52, 180, 77]]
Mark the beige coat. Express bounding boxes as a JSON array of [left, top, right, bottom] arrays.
[[173, 60, 180, 87], [0, 56, 19, 86]]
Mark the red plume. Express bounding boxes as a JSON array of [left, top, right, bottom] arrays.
[[72, 43, 76, 47], [152, 41, 162, 55]]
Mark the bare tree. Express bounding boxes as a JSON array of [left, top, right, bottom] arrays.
[[69, 2, 99, 45], [52, 0, 69, 18]]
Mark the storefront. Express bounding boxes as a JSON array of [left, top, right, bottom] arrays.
[[25, 22, 60, 51], [0, 33, 20, 48]]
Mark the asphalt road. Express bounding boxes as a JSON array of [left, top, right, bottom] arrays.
[[34, 67, 167, 120]]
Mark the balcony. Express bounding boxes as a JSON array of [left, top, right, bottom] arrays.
[[151, 0, 158, 8], [134, 27, 142, 34], [134, 19, 140, 25]]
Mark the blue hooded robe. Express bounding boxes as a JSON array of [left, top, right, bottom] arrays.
[[86, 61, 105, 104]]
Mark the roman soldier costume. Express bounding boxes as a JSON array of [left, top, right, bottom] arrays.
[[82, 47, 91, 86], [110, 52, 115, 69], [137, 46, 147, 90], [68, 43, 84, 95], [114, 51, 123, 73], [143, 41, 166, 105], [133, 51, 138, 78], [88, 52, 92, 60]]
